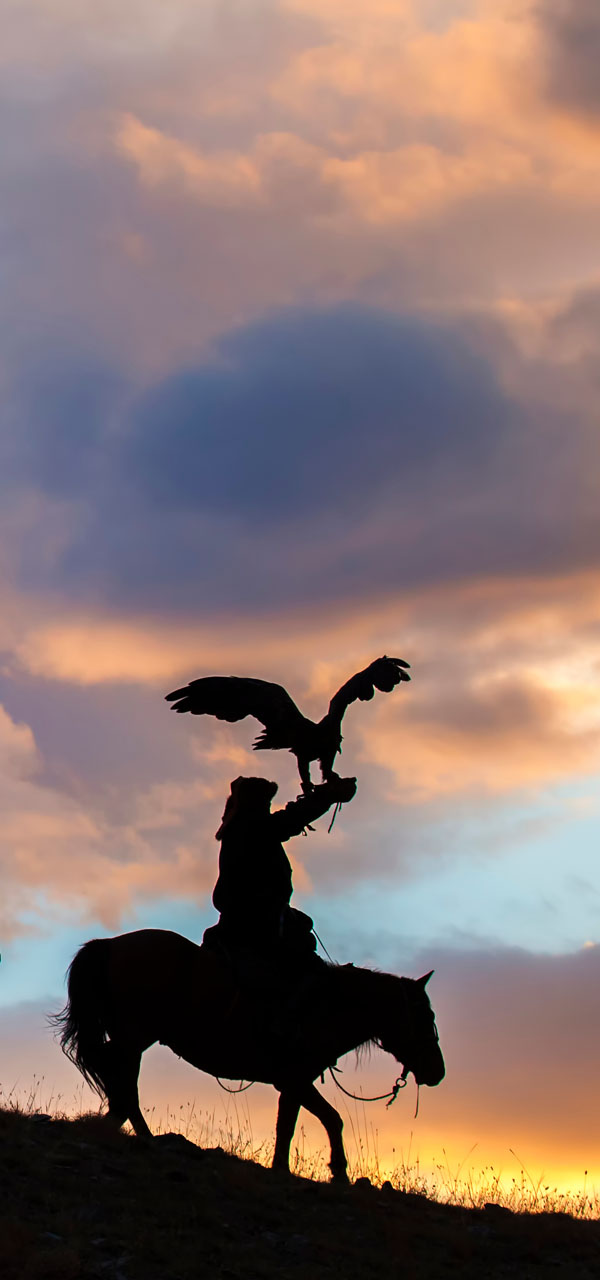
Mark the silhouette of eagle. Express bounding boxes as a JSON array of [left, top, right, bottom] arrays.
[[166, 655, 410, 791]]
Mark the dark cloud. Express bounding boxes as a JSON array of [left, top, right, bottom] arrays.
[[123, 306, 505, 520], [538, 0, 600, 115], [6, 301, 599, 615], [6, 352, 125, 499], [549, 283, 600, 362]]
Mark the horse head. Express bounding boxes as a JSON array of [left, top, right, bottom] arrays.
[[376, 972, 445, 1088]]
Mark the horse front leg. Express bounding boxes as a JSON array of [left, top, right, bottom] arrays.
[[300, 1083, 348, 1183], [273, 1089, 302, 1173]]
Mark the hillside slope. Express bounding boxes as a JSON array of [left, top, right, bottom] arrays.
[[1, 1110, 599, 1279]]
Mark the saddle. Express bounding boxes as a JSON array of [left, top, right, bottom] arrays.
[[203, 906, 316, 968], [201, 912, 327, 1044]]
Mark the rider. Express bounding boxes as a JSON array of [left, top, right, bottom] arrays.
[[205, 774, 356, 963]]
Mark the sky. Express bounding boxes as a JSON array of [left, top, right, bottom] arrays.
[[1, 0, 600, 1191]]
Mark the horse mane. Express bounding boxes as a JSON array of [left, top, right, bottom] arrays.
[[327, 960, 411, 996], [322, 961, 412, 1062], [355, 1040, 376, 1065]]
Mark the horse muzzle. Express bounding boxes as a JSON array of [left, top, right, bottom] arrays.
[[409, 1049, 445, 1088]]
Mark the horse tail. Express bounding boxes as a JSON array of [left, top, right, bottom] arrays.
[[50, 939, 112, 1097]]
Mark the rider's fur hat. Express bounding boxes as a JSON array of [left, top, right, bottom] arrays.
[[215, 776, 278, 838]]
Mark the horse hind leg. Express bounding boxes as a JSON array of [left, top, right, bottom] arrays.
[[102, 1041, 152, 1139], [300, 1084, 348, 1183], [273, 1084, 348, 1183]]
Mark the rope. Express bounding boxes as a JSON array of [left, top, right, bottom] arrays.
[[327, 801, 341, 833], [312, 927, 336, 964], [328, 1065, 407, 1108], [216, 1077, 255, 1094]]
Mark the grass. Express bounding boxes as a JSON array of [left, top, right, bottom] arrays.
[[2, 1094, 600, 1279], [3, 1076, 599, 1220], [141, 1094, 600, 1219]]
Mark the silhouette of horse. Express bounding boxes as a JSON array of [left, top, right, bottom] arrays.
[[53, 929, 445, 1181]]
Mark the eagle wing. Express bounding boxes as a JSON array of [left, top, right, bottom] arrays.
[[327, 655, 411, 725], [165, 676, 307, 748]]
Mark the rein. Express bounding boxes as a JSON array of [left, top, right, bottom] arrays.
[[217, 1068, 409, 1108], [215, 956, 429, 1118], [327, 977, 428, 1117], [216, 1077, 255, 1094], [312, 927, 335, 963], [328, 1063, 408, 1108]]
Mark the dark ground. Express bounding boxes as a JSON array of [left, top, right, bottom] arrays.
[[1, 1109, 598, 1279]]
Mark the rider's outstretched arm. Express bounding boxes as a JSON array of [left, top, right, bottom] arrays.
[[271, 777, 357, 841]]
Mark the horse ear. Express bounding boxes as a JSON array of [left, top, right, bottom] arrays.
[[417, 970, 434, 987]]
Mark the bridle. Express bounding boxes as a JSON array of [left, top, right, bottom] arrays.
[[328, 979, 438, 1116]]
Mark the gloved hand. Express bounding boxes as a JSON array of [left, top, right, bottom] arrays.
[[327, 774, 357, 804]]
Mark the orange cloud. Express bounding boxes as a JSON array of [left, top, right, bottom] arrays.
[[0, 696, 218, 937], [363, 673, 600, 801], [6, 568, 599, 843], [275, 1, 600, 225], [109, 0, 600, 242], [116, 114, 262, 207], [6, 0, 600, 390], [0, 680, 330, 940], [12, 568, 599, 684]]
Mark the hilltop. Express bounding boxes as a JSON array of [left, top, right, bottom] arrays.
[[0, 1109, 599, 1280]]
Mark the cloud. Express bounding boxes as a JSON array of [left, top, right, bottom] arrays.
[[116, 114, 263, 208], [8, 303, 509, 617], [0, 568, 597, 946], [538, 1, 600, 117], [346, 572, 600, 802], [122, 305, 505, 519], [364, 666, 600, 801], [115, 112, 534, 228], [421, 941, 600, 1168], [5, 351, 125, 500], [2, 0, 600, 970], [0, 704, 38, 780], [5, 0, 600, 394], [4, 298, 598, 628], [0, 693, 224, 940]]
